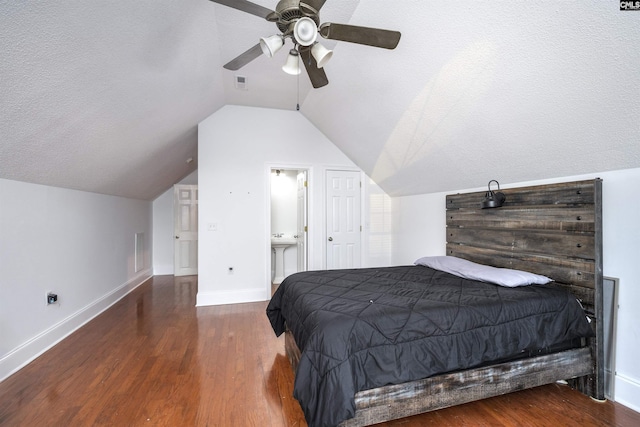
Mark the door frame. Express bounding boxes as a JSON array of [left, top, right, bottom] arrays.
[[266, 163, 313, 294], [296, 170, 309, 273]]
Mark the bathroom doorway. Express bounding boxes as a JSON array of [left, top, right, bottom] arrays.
[[270, 167, 309, 288]]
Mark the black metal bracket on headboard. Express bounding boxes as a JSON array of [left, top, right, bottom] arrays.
[[445, 179, 604, 400]]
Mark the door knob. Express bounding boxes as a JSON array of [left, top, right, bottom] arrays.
[[175, 235, 180, 239], [328, 237, 333, 241]]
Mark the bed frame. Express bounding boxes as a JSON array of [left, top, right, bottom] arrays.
[[284, 178, 604, 426]]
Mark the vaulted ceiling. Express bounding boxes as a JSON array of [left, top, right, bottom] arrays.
[[1, 1, 639, 200]]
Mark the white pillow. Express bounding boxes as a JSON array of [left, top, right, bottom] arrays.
[[414, 256, 552, 287]]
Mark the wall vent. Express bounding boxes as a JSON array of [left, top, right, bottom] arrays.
[[235, 75, 247, 90]]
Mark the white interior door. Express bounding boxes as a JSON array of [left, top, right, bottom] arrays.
[[296, 171, 308, 272], [326, 170, 361, 269], [174, 185, 198, 276]]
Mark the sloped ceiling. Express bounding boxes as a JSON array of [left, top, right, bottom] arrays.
[[0, 0, 224, 200], [1, 1, 639, 200]]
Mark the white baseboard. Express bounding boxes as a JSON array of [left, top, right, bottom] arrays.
[[196, 287, 268, 306], [613, 374, 640, 413], [0, 270, 152, 382], [153, 265, 174, 275]]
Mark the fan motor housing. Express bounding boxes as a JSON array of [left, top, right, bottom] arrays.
[[274, 0, 320, 33]]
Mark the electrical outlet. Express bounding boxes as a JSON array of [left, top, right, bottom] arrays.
[[47, 292, 58, 305]]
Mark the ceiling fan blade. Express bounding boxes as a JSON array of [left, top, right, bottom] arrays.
[[300, 0, 326, 15], [209, 0, 275, 20], [223, 44, 263, 70], [299, 48, 329, 88], [319, 23, 401, 49]]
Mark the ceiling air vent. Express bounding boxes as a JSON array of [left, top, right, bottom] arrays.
[[235, 75, 247, 90]]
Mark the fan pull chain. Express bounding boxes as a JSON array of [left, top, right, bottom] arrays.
[[296, 62, 300, 111]]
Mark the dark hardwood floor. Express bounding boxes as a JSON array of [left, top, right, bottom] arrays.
[[1, 275, 638, 426]]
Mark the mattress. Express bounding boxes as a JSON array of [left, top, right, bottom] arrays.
[[266, 265, 594, 427]]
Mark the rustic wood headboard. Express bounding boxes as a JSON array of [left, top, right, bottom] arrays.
[[445, 178, 604, 399]]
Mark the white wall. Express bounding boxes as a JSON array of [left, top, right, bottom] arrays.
[[391, 191, 448, 265], [152, 189, 174, 275], [152, 170, 198, 275], [391, 168, 640, 412], [197, 105, 392, 306], [363, 176, 393, 268], [0, 178, 152, 381]]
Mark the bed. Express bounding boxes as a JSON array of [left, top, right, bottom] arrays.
[[266, 179, 604, 427]]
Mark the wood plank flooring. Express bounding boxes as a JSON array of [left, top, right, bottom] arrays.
[[1, 275, 638, 427]]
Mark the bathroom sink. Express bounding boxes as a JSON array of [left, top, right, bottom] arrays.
[[271, 236, 297, 247], [271, 236, 297, 285]]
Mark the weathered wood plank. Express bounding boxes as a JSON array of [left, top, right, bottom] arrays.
[[547, 282, 596, 309], [447, 228, 595, 260], [339, 348, 592, 427], [446, 180, 596, 209], [592, 178, 605, 401], [446, 244, 595, 287], [447, 206, 595, 232]]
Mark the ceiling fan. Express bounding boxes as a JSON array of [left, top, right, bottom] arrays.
[[210, 0, 401, 88]]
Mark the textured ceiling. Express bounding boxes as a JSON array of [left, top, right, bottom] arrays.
[[0, 0, 224, 200], [302, 1, 640, 196], [1, 1, 639, 200]]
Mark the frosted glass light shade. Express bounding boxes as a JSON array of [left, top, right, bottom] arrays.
[[259, 35, 284, 57], [282, 49, 301, 75], [311, 42, 333, 68], [293, 17, 317, 46]]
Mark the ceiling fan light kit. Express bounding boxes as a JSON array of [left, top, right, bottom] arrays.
[[293, 16, 318, 46], [310, 42, 332, 68], [282, 49, 301, 75], [211, 0, 401, 88], [259, 34, 285, 57]]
